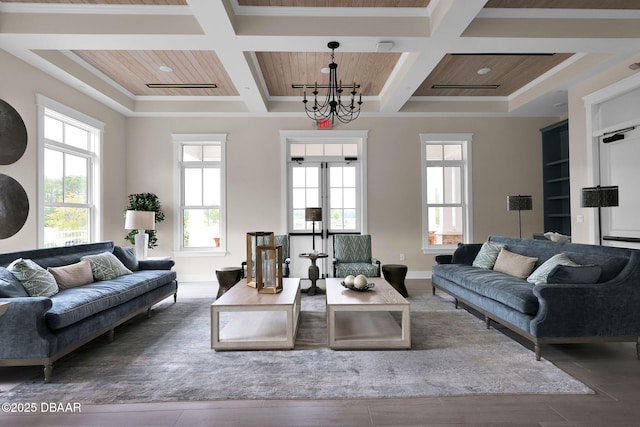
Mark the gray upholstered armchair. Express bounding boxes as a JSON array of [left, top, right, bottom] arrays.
[[332, 234, 380, 278], [242, 234, 291, 278]]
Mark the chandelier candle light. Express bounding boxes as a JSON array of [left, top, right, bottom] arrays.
[[301, 41, 362, 127]]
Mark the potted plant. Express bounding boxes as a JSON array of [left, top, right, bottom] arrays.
[[124, 193, 165, 249]]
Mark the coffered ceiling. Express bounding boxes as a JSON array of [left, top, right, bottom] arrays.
[[1, 0, 640, 119]]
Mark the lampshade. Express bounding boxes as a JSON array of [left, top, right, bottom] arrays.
[[305, 207, 322, 222], [507, 195, 533, 211], [124, 210, 156, 230], [581, 186, 619, 208]]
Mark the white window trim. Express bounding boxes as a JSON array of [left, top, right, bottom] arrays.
[[36, 94, 104, 248], [420, 133, 473, 254], [172, 133, 227, 255], [280, 130, 369, 234]]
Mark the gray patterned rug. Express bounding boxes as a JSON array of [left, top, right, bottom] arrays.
[[1, 287, 592, 403]]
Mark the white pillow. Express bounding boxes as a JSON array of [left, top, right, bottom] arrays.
[[527, 253, 577, 285], [472, 242, 504, 269], [8, 258, 59, 297]]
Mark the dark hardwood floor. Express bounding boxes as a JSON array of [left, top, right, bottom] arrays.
[[1, 279, 639, 426]]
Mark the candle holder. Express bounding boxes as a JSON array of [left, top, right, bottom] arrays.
[[256, 244, 283, 294], [246, 232, 274, 288]]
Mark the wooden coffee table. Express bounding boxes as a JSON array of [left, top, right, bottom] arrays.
[[325, 277, 411, 350], [211, 278, 301, 351]]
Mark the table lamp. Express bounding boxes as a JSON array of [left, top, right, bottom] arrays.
[[125, 210, 156, 259], [305, 207, 322, 253], [581, 185, 619, 245]]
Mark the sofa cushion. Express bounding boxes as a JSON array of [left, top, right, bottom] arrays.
[[452, 243, 483, 265], [45, 269, 177, 330], [547, 264, 603, 284], [47, 259, 94, 290], [493, 248, 538, 279], [0, 267, 28, 297], [7, 258, 59, 297], [113, 246, 139, 271], [472, 242, 504, 269], [335, 262, 379, 278], [82, 252, 132, 281], [433, 264, 539, 315], [527, 253, 577, 285]]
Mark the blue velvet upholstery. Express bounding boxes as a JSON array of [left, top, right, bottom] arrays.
[[432, 236, 640, 360], [0, 241, 177, 382], [332, 234, 381, 277]]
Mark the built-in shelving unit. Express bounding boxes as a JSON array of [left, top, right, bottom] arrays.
[[541, 119, 571, 236]]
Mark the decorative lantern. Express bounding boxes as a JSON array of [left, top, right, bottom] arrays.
[[256, 244, 283, 294], [246, 232, 274, 288]]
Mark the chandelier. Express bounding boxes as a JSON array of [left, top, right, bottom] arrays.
[[300, 41, 362, 126]]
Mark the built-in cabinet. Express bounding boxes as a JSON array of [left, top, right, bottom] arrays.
[[541, 119, 571, 236]]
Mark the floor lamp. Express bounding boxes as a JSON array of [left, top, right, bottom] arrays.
[[305, 207, 322, 253], [581, 185, 619, 245], [125, 210, 156, 259], [507, 195, 533, 239]]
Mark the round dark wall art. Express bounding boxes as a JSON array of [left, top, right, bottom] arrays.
[[0, 174, 29, 239], [0, 98, 28, 165]]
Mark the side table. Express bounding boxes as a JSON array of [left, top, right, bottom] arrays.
[[382, 264, 409, 297], [215, 267, 243, 299], [299, 252, 328, 296]]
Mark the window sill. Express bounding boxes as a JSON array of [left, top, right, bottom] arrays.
[[172, 250, 227, 257]]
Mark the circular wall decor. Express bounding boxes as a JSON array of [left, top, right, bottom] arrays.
[[0, 99, 28, 165], [0, 174, 29, 239]]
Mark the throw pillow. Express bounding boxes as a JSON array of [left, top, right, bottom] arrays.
[[472, 241, 504, 269], [526, 253, 578, 285], [493, 248, 539, 279], [47, 259, 94, 290], [452, 243, 483, 265], [82, 252, 133, 281], [7, 258, 59, 297], [113, 246, 139, 271], [547, 264, 603, 284], [0, 267, 29, 297]]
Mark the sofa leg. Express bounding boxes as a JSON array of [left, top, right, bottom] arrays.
[[108, 329, 115, 343], [44, 364, 52, 383], [147, 307, 152, 318], [454, 298, 459, 309], [174, 292, 178, 303], [535, 344, 542, 361], [636, 337, 639, 360], [485, 316, 490, 329]]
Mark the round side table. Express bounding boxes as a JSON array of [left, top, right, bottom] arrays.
[[299, 252, 328, 296], [215, 267, 243, 299], [382, 264, 409, 297]]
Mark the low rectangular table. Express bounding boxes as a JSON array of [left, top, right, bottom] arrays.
[[325, 277, 411, 350], [211, 278, 301, 351]]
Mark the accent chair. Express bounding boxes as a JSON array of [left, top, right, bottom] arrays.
[[332, 234, 380, 278]]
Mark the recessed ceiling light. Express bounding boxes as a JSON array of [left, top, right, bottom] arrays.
[[158, 65, 173, 73], [477, 67, 492, 75]]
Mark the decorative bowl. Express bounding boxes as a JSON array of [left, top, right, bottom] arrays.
[[341, 281, 375, 292]]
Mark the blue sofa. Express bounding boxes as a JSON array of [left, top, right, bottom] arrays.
[[432, 236, 640, 360], [0, 241, 177, 382]]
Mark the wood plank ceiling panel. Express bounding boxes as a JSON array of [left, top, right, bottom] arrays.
[[73, 50, 239, 96], [256, 51, 401, 97], [238, 1, 429, 7], [414, 53, 573, 97], [484, 0, 640, 9]]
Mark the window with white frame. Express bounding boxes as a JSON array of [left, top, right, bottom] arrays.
[[38, 96, 102, 248], [420, 133, 472, 251], [282, 131, 367, 237], [173, 134, 226, 252]]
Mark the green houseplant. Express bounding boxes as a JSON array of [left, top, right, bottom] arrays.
[[124, 193, 165, 249]]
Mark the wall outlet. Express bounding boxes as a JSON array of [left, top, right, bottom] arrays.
[[399, 253, 405, 261]]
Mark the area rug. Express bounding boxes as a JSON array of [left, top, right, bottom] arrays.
[[1, 288, 592, 403]]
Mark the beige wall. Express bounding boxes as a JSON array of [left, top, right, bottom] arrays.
[[568, 54, 640, 244], [128, 115, 553, 280], [1, 49, 557, 279], [0, 50, 128, 253]]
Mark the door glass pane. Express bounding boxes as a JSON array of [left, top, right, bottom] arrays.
[[343, 167, 356, 187], [183, 208, 220, 248], [324, 144, 342, 156], [43, 206, 89, 247], [65, 154, 87, 204], [184, 168, 202, 205]]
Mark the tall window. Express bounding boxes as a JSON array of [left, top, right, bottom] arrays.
[[173, 134, 226, 252], [38, 96, 102, 248], [421, 133, 472, 251], [282, 131, 367, 238]]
